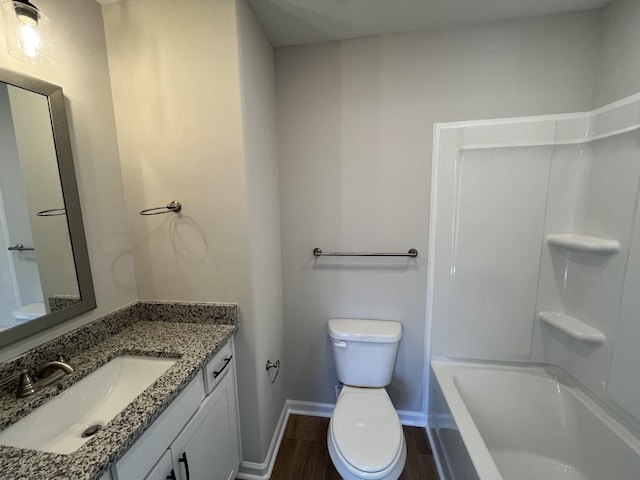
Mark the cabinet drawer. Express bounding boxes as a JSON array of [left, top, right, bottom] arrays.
[[204, 338, 234, 393]]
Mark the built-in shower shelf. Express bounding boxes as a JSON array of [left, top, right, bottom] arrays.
[[546, 234, 620, 254], [538, 311, 606, 345]]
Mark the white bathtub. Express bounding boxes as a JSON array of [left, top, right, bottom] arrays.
[[428, 359, 640, 480]]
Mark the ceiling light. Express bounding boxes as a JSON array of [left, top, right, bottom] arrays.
[[1, 0, 54, 66]]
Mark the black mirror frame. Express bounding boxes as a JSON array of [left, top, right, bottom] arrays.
[[0, 67, 96, 348]]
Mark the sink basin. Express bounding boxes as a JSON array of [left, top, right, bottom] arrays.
[[0, 355, 176, 454]]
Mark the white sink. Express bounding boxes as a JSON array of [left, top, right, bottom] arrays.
[[0, 355, 176, 454]]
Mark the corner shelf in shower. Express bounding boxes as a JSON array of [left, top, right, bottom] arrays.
[[546, 234, 620, 255], [538, 311, 606, 345]]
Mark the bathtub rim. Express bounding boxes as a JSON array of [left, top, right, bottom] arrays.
[[430, 357, 503, 480], [429, 355, 640, 480]]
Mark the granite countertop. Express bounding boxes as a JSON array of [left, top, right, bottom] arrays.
[[0, 302, 237, 480]]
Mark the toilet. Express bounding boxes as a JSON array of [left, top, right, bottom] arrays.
[[327, 318, 406, 480], [12, 302, 46, 323]]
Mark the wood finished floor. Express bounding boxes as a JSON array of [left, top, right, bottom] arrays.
[[269, 414, 439, 480]]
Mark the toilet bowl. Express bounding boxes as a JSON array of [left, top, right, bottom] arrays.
[[327, 318, 406, 480], [328, 386, 407, 480]]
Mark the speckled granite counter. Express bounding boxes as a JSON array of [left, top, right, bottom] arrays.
[[0, 301, 238, 480]]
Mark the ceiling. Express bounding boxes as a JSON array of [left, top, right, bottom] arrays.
[[246, 0, 612, 47]]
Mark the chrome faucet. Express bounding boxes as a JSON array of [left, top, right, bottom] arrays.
[[0, 355, 74, 398]]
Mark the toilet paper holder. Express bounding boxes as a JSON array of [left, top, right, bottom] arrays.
[[266, 359, 280, 384]]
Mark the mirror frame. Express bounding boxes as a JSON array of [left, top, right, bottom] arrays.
[[0, 67, 95, 348]]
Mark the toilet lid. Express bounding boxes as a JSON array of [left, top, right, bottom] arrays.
[[331, 389, 402, 473]]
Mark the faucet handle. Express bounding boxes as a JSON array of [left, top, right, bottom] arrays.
[[16, 371, 35, 398], [0, 369, 28, 389]]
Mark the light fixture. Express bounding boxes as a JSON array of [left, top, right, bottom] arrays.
[[1, 0, 54, 66]]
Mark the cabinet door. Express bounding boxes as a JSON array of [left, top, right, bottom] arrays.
[[115, 374, 205, 480], [171, 367, 240, 480], [144, 450, 175, 480]]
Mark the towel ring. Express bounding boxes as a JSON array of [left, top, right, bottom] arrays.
[[139, 200, 182, 216], [36, 208, 66, 217]]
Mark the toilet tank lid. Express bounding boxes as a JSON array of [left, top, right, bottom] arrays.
[[328, 318, 402, 343]]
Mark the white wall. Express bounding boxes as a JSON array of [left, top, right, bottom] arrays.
[[608, 178, 640, 424], [237, 0, 287, 467], [595, 0, 640, 426], [589, 0, 640, 423], [276, 11, 600, 413], [103, 0, 284, 465], [593, 0, 640, 107], [102, 0, 251, 306], [0, 0, 137, 361]]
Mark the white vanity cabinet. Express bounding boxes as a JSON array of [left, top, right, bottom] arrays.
[[114, 338, 240, 480], [143, 451, 174, 480], [168, 366, 240, 480]]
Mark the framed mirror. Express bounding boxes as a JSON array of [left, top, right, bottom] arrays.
[[0, 67, 95, 348]]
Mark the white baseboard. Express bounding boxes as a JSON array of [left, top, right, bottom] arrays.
[[397, 409, 429, 427], [287, 399, 334, 417], [236, 399, 427, 480], [236, 401, 290, 480]]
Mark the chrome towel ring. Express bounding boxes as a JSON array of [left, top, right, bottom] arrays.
[[139, 200, 182, 216], [36, 208, 66, 217]]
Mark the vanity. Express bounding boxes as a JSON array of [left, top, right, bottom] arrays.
[[0, 64, 242, 480], [0, 302, 241, 480], [113, 330, 240, 480], [0, 55, 246, 480]]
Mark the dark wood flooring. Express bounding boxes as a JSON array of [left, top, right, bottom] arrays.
[[270, 414, 440, 480]]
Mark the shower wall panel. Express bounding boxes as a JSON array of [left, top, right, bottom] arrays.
[[439, 146, 551, 361], [430, 93, 640, 428]]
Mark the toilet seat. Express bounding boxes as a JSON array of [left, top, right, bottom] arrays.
[[329, 387, 406, 479]]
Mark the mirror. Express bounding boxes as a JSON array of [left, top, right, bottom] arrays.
[[0, 67, 95, 348]]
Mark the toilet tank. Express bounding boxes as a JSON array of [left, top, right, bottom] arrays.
[[328, 318, 402, 388]]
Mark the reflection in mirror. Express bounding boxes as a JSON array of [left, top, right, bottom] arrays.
[[0, 67, 94, 347], [0, 84, 79, 330]]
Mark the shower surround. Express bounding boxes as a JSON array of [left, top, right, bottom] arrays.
[[427, 93, 640, 479]]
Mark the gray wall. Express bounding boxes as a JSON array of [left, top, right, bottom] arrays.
[[237, 0, 287, 465], [276, 10, 600, 413], [593, 0, 640, 107], [103, 0, 285, 465], [0, 0, 137, 362]]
